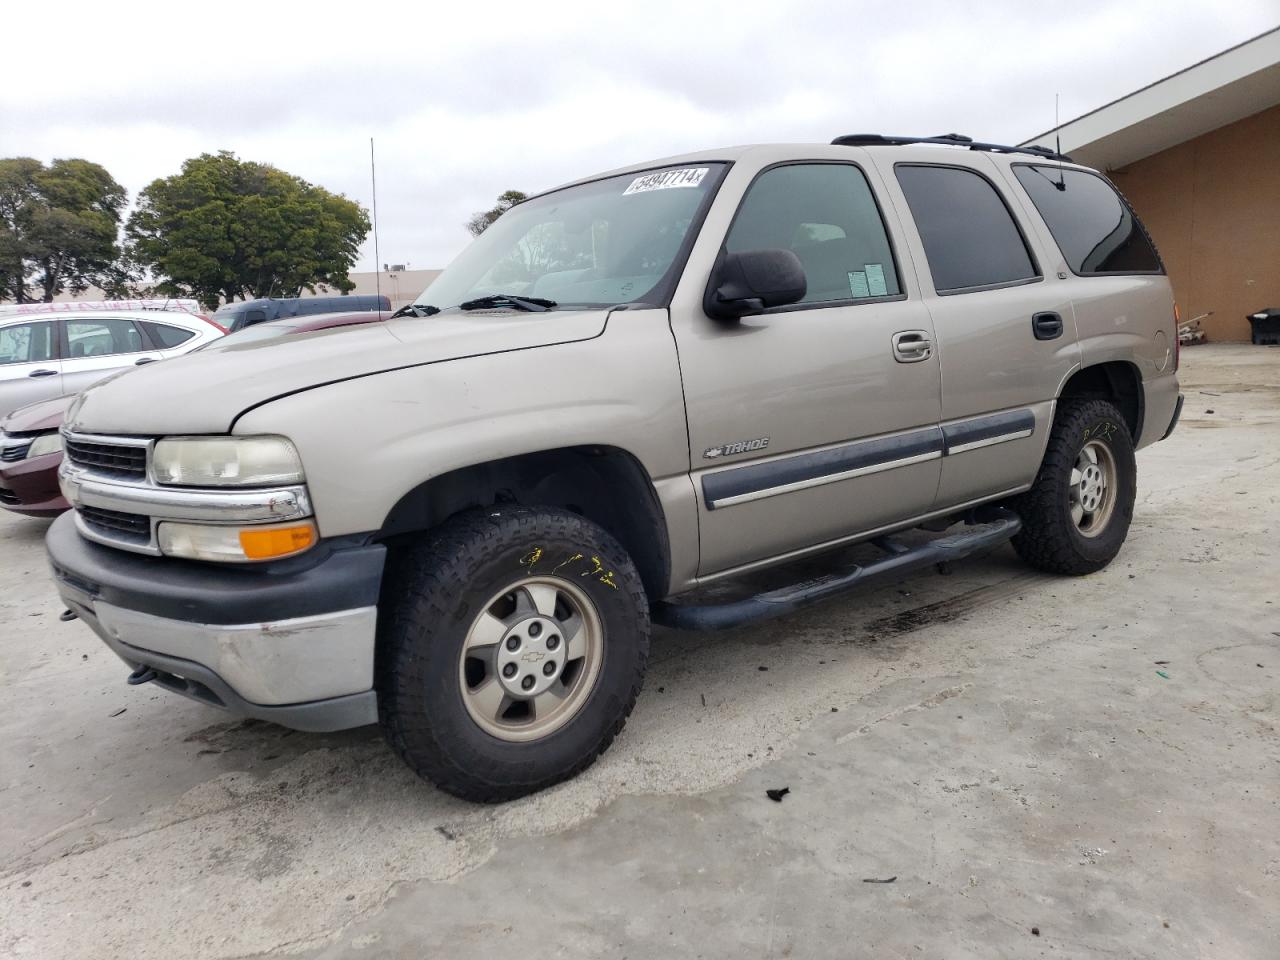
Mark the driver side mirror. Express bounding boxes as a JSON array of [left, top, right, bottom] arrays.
[[704, 249, 806, 321]]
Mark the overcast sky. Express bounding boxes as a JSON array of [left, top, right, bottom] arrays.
[[3, 0, 1276, 274]]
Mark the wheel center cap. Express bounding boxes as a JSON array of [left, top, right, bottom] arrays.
[[495, 616, 565, 697]]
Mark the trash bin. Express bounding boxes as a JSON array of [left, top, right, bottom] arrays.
[[1248, 308, 1280, 345]]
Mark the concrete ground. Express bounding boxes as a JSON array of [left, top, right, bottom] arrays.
[[1, 343, 1277, 960]]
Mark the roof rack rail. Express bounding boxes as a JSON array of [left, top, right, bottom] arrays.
[[830, 133, 1072, 163]]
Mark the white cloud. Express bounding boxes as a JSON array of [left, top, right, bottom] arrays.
[[1, 0, 1275, 275]]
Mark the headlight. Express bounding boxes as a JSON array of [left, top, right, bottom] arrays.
[[27, 432, 64, 459], [157, 519, 317, 562], [153, 436, 304, 487]]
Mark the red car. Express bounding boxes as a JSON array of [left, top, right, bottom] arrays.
[[0, 311, 390, 519], [0, 394, 73, 517]]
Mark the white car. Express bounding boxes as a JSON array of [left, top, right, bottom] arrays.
[[0, 309, 226, 416]]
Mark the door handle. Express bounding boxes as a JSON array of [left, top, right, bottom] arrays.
[[27, 368, 58, 378], [891, 330, 933, 363], [1033, 311, 1064, 341], [135, 357, 157, 365]]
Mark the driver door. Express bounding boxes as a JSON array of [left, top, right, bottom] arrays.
[[670, 160, 943, 576]]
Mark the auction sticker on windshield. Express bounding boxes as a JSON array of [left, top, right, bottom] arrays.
[[623, 168, 709, 195]]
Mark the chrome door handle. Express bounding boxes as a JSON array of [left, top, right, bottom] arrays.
[[891, 331, 933, 363]]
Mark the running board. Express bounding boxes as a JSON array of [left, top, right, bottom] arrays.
[[650, 509, 1022, 631]]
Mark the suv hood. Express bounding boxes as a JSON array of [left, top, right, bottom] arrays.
[[67, 310, 611, 435]]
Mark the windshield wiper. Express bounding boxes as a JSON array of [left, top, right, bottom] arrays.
[[458, 294, 557, 312], [390, 303, 441, 319]]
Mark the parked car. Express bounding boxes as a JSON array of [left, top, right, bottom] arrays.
[[207, 310, 392, 347], [0, 309, 225, 417], [0, 395, 73, 517], [212, 296, 390, 333], [48, 134, 1182, 802], [0, 313, 387, 519]]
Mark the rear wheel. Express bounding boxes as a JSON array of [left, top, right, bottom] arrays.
[[377, 506, 649, 802], [1012, 398, 1136, 575]]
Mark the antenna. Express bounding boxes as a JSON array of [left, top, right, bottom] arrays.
[[1054, 93, 1066, 191], [370, 137, 382, 309]]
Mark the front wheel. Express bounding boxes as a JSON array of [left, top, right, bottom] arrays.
[[376, 506, 650, 802], [1012, 398, 1137, 575]]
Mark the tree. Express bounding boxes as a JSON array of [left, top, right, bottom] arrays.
[[126, 151, 370, 309], [0, 157, 128, 302], [466, 189, 527, 237]]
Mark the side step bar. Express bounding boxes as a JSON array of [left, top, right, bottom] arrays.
[[650, 509, 1022, 631]]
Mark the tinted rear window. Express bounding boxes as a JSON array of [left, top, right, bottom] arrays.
[[140, 321, 195, 348], [1013, 166, 1162, 275], [895, 165, 1038, 293]]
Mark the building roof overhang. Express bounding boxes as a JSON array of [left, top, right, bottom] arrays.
[[1021, 27, 1280, 170]]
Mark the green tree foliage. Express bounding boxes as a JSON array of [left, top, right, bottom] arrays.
[[466, 189, 527, 237], [0, 157, 128, 302], [127, 151, 370, 309]]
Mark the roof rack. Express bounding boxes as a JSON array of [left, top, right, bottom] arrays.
[[830, 133, 1072, 163]]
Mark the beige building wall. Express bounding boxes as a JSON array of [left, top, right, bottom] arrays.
[[1111, 102, 1280, 342]]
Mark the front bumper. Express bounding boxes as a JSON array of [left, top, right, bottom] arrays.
[[47, 512, 386, 731], [0, 451, 68, 517]]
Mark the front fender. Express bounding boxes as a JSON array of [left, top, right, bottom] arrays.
[[232, 308, 696, 565]]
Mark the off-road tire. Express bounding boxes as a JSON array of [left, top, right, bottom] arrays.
[[376, 505, 650, 802], [1012, 398, 1137, 575]]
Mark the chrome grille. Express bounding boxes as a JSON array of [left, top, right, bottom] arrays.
[[1, 440, 31, 462], [65, 437, 148, 479], [78, 505, 151, 544]]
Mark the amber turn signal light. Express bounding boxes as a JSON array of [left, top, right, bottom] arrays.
[[239, 522, 317, 560]]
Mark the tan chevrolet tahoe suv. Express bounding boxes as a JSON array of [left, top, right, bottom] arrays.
[[48, 134, 1183, 801]]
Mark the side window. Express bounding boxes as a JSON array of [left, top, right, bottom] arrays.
[[725, 164, 901, 304], [65, 318, 146, 358], [1013, 166, 1162, 275], [896, 165, 1038, 294], [0, 321, 57, 365], [140, 321, 195, 348]]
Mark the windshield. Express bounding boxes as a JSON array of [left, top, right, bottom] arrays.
[[414, 164, 725, 311]]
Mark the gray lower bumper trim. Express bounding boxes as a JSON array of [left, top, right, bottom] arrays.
[[72, 598, 378, 732]]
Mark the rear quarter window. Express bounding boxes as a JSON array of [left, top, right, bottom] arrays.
[[1013, 165, 1162, 275], [140, 321, 196, 348]]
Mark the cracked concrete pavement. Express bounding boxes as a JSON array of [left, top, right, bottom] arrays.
[[1, 344, 1277, 958]]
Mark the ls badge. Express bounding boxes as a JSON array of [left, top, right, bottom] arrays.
[[704, 437, 769, 459]]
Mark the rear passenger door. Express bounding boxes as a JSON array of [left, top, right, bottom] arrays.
[[60, 316, 163, 396], [672, 160, 944, 575], [882, 159, 1079, 508]]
